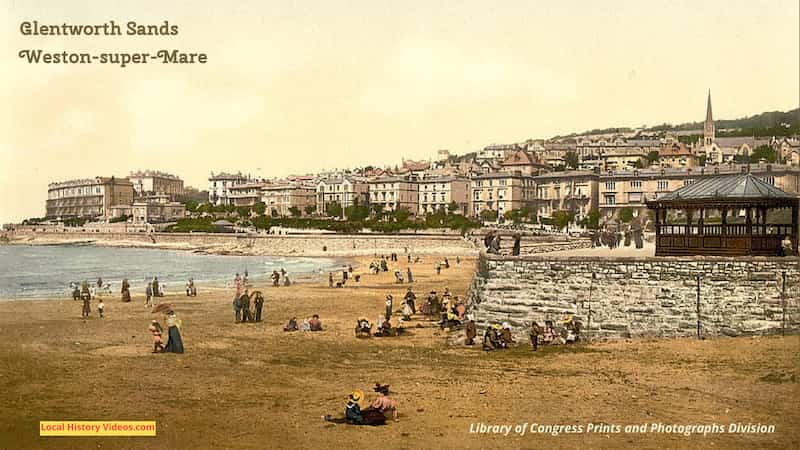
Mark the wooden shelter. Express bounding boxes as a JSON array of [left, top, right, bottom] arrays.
[[646, 172, 799, 256]]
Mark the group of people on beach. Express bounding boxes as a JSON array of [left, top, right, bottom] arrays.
[[475, 315, 583, 352], [232, 273, 265, 323], [148, 307, 184, 354], [283, 314, 323, 332]]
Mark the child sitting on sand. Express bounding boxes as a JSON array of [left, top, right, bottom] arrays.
[[148, 320, 164, 353]]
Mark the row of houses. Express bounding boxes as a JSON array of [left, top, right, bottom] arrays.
[[45, 171, 187, 224], [209, 161, 800, 226]]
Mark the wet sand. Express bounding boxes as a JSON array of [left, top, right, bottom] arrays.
[[0, 255, 797, 449]]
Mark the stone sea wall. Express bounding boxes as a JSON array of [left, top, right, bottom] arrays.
[[466, 253, 800, 339], [6, 230, 480, 257]]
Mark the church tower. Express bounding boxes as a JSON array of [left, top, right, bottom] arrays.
[[703, 90, 715, 146]]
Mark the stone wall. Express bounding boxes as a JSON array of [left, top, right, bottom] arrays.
[[6, 230, 479, 257], [466, 253, 800, 339]]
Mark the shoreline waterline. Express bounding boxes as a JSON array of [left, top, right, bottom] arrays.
[[0, 244, 351, 300]]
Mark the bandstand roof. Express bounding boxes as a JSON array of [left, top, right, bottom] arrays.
[[647, 173, 798, 209]]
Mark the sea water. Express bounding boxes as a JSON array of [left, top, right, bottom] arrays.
[[0, 245, 343, 299]]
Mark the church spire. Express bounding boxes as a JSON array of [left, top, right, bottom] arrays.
[[703, 89, 715, 146]]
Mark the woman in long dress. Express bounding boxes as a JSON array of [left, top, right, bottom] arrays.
[[163, 310, 184, 353], [121, 278, 131, 302]]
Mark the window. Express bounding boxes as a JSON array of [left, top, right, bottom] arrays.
[[630, 180, 642, 189], [761, 176, 775, 185], [605, 181, 616, 191], [604, 195, 616, 205], [683, 179, 695, 186], [657, 180, 668, 190]]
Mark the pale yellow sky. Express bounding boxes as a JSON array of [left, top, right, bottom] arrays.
[[1, 0, 798, 223]]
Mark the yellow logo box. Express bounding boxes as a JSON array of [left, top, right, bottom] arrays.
[[40, 421, 156, 436]]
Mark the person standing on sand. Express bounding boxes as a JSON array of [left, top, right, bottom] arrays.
[[406, 267, 413, 283], [253, 291, 264, 322], [81, 289, 91, 318], [152, 277, 160, 298], [97, 299, 105, 318], [145, 281, 153, 308], [234, 273, 243, 297], [121, 278, 131, 302], [271, 271, 280, 287], [403, 288, 416, 314], [163, 310, 184, 354], [385, 295, 393, 321], [329, 272, 334, 288], [465, 316, 477, 345], [529, 321, 542, 351], [233, 294, 242, 323], [240, 290, 251, 323], [149, 320, 164, 353]]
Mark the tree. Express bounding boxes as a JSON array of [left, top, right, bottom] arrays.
[[252, 201, 266, 216], [618, 207, 635, 223], [371, 203, 385, 218], [645, 150, 660, 165], [304, 205, 316, 216], [580, 208, 601, 230], [479, 209, 498, 221], [236, 206, 251, 218], [183, 200, 199, 212], [564, 151, 579, 170], [326, 201, 343, 219], [447, 201, 459, 214], [749, 145, 778, 163], [288, 206, 302, 217], [196, 203, 213, 214], [551, 210, 575, 231], [252, 215, 270, 230], [270, 208, 280, 218], [345, 203, 370, 222], [393, 207, 411, 223]]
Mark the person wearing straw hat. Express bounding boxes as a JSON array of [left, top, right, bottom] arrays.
[[345, 390, 364, 423]]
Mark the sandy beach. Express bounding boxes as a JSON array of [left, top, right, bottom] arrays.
[[0, 255, 798, 449]]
